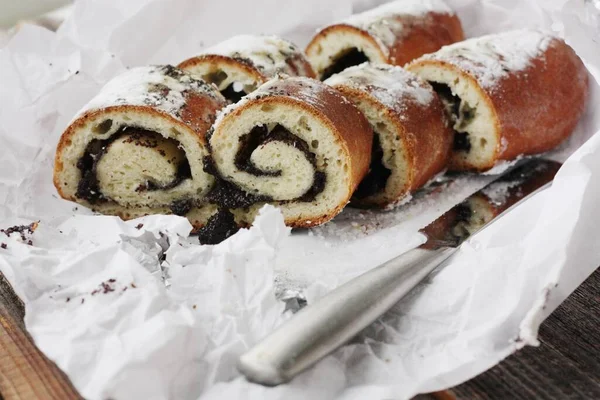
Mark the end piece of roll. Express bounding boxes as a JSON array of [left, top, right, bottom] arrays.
[[207, 77, 373, 227], [306, 0, 464, 80], [53, 65, 228, 228], [407, 29, 589, 171], [325, 64, 452, 208], [179, 35, 316, 103]]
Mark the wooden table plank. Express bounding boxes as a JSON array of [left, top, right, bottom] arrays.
[[450, 267, 600, 399], [0, 275, 81, 400], [0, 268, 598, 399]]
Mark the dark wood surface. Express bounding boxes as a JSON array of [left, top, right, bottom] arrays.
[[0, 274, 81, 400], [449, 267, 600, 399], [0, 268, 598, 400]]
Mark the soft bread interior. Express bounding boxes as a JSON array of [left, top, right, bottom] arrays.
[[345, 95, 411, 206], [96, 132, 188, 204], [247, 137, 316, 198], [182, 60, 260, 102], [307, 26, 387, 80], [408, 63, 498, 170], [211, 101, 352, 223], [56, 109, 214, 209]]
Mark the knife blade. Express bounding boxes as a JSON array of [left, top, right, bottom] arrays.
[[238, 159, 561, 386]]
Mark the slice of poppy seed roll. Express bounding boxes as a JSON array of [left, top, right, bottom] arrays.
[[206, 76, 373, 227], [53, 65, 228, 229], [407, 30, 589, 171], [305, 0, 464, 80], [179, 35, 316, 103], [325, 63, 452, 208]]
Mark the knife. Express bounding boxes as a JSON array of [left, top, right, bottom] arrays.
[[238, 159, 561, 386]]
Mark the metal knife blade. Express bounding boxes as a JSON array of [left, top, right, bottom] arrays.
[[421, 160, 561, 249], [238, 159, 561, 386]]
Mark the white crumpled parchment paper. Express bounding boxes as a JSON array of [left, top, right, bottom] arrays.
[[1, 0, 599, 399]]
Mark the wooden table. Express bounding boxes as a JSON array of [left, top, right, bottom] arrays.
[[1, 269, 598, 400]]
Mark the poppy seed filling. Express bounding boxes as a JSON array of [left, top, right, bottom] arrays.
[[205, 124, 327, 208], [321, 48, 369, 80], [353, 133, 391, 200], [75, 127, 192, 206], [429, 82, 475, 152]]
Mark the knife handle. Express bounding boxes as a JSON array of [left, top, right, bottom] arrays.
[[238, 246, 456, 386]]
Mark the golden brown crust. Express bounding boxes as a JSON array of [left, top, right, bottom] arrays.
[[268, 79, 373, 190], [53, 76, 226, 228], [55, 107, 185, 199], [214, 78, 373, 227], [333, 82, 452, 206], [487, 38, 589, 164], [287, 53, 317, 79], [334, 86, 417, 192], [178, 54, 266, 82], [305, 12, 464, 75], [305, 24, 388, 62], [390, 13, 464, 66], [180, 91, 227, 139], [178, 52, 316, 83], [408, 37, 589, 171], [392, 88, 452, 190], [53, 102, 220, 201]]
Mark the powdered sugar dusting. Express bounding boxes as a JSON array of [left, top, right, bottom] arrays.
[[343, 0, 453, 48], [383, 193, 413, 211], [255, 76, 341, 109], [79, 65, 223, 122], [325, 63, 434, 109], [482, 156, 525, 175], [213, 98, 245, 128], [201, 34, 312, 79], [213, 76, 357, 129], [288, 76, 348, 109], [418, 30, 556, 88], [481, 181, 520, 205]]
